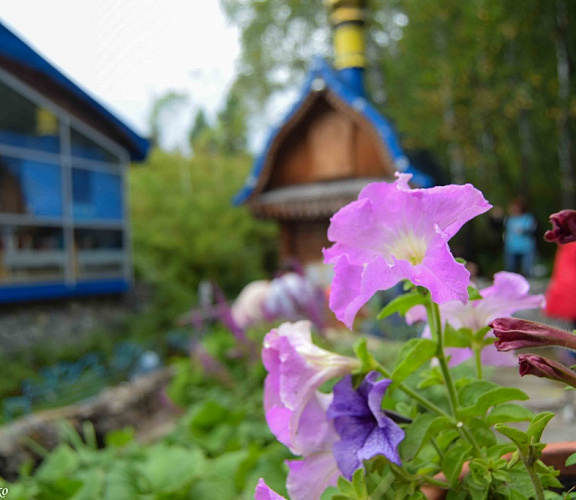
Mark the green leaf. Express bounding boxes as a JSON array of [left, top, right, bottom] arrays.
[[486, 443, 517, 460], [566, 451, 576, 467], [458, 387, 529, 419], [444, 323, 473, 348], [101, 461, 139, 500], [486, 404, 535, 425], [399, 413, 438, 461], [458, 381, 498, 407], [104, 427, 135, 448], [442, 444, 472, 485], [467, 286, 483, 301], [352, 468, 368, 498], [473, 326, 492, 342], [377, 291, 426, 320], [494, 424, 529, 451], [391, 338, 437, 386], [35, 445, 79, 482], [526, 412, 555, 442], [189, 451, 247, 500], [353, 338, 377, 373], [37, 477, 83, 498], [337, 476, 356, 497], [139, 444, 205, 493]]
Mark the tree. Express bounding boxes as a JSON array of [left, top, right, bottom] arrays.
[[130, 149, 277, 321], [148, 91, 189, 150]]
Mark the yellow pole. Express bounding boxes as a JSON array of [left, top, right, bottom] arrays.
[[325, 0, 367, 70]]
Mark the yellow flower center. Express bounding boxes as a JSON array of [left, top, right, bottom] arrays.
[[387, 231, 427, 265]]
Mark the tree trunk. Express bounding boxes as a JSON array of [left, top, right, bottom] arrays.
[[555, 0, 575, 208]]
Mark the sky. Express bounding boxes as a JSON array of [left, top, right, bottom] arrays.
[[0, 0, 241, 152]]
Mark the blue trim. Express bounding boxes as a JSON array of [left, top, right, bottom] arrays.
[[337, 67, 366, 97], [0, 279, 130, 303], [0, 21, 149, 162], [234, 57, 432, 206]]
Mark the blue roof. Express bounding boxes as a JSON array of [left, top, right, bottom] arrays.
[[0, 20, 149, 162], [234, 57, 432, 205]]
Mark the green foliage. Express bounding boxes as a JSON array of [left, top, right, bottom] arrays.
[[130, 149, 277, 323], [1, 326, 289, 499]]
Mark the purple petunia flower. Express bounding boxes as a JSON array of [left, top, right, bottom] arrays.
[[327, 371, 405, 479], [324, 173, 491, 328], [406, 271, 545, 365], [262, 321, 359, 452]]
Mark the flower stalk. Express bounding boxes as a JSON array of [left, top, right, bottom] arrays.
[[426, 298, 459, 418]]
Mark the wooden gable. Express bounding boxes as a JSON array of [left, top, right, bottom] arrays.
[[262, 90, 395, 193]]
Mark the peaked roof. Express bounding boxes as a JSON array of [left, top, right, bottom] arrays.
[[0, 20, 149, 162], [234, 57, 432, 206]]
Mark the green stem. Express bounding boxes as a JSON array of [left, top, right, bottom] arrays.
[[426, 299, 459, 418], [458, 425, 483, 457], [421, 476, 450, 489], [474, 347, 483, 379], [431, 438, 445, 462], [374, 365, 451, 419], [425, 296, 484, 457], [520, 453, 546, 500]]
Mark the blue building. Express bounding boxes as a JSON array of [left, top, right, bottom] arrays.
[[0, 21, 149, 302]]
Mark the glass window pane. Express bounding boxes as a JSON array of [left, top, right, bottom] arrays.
[[72, 168, 123, 220], [0, 80, 60, 154], [0, 156, 63, 217], [74, 229, 124, 278], [0, 225, 66, 283], [71, 127, 120, 163]]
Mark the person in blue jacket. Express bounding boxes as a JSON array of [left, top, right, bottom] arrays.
[[502, 197, 538, 277]]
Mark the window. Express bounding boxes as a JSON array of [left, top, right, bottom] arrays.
[[71, 126, 120, 164], [0, 155, 62, 217], [0, 72, 130, 293], [72, 168, 123, 220], [0, 80, 59, 154]]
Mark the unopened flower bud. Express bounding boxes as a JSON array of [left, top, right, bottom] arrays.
[[544, 209, 576, 244], [518, 354, 576, 389], [490, 317, 576, 352]]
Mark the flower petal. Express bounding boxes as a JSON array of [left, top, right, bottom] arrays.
[[324, 178, 490, 327], [263, 321, 357, 453], [255, 478, 287, 500], [286, 451, 340, 500], [414, 238, 470, 304]]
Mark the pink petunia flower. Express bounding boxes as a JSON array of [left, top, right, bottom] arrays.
[[255, 478, 287, 500], [283, 392, 341, 500], [262, 321, 357, 498], [324, 174, 491, 329], [406, 271, 545, 365], [262, 321, 360, 451]]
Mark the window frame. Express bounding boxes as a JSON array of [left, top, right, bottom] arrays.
[[0, 67, 133, 289]]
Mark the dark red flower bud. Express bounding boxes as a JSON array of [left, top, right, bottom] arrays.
[[518, 354, 576, 389], [544, 209, 576, 244], [490, 317, 576, 352]]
